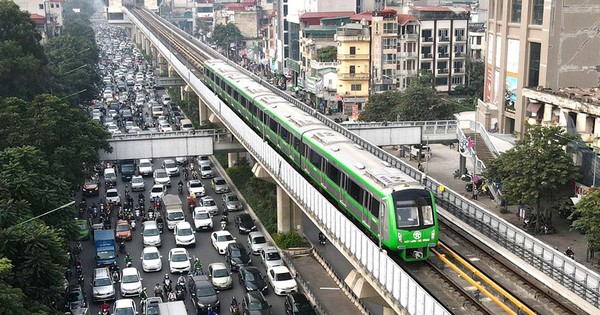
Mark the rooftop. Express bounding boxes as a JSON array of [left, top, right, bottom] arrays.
[[526, 86, 600, 107], [300, 11, 355, 20], [397, 14, 418, 25], [410, 5, 470, 13]]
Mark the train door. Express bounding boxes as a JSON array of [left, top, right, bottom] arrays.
[[339, 173, 347, 207]]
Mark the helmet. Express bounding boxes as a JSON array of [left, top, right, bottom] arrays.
[[164, 274, 169, 279]]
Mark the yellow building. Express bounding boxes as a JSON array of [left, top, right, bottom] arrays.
[[335, 23, 370, 117]]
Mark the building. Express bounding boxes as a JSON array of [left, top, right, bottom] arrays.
[[13, 0, 64, 41], [480, 1, 600, 135], [193, 0, 214, 39], [468, 22, 485, 60]]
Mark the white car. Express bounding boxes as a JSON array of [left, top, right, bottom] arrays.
[[138, 159, 153, 176], [168, 248, 191, 274], [193, 208, 213, 231], [112, 299, 136, 315], [211, 231, 236, 255], [247, 232, 268, 255], [120, 267, 143, 297], [174, 222, 196, 247], [159, 121, 172, 133], [200, 165, 214, 179], [208, 263, 233, 290], [197, 196, 219, 215], [106, 124, 119, 134], [141, 246, 162, 272], [106, 188, 120, 204], [130, 175, 145, 192], [150, 184, 166, 200], [197, 155, 211, 167], [124, 121, 135, 131], [266, 266, 297, 296], [162, 159, 179, 176], [260, 246, 283, 268], [142, 221, 162, 247], [187, 180, 206, 197], [153, 169, 171, 187]]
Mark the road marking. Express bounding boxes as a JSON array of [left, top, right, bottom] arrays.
[[320, 287, 340, 290]]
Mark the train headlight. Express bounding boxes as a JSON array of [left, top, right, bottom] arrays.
[[431, 230, 436, 240], [397, 233, 402, 243]]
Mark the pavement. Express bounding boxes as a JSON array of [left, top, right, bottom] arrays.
[[394, 143, 597, 270]]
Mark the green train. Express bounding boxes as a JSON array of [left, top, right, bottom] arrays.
[[203, 59, 438, 261]]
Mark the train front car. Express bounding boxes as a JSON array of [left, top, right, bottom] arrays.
[[385, 187, 438, 261]]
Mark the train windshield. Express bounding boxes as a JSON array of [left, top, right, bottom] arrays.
[[392, 189, 434, 230]]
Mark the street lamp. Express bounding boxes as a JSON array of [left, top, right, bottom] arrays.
[[62, 64, 88, 75]]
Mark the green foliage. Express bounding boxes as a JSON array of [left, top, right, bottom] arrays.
[[212, 23, 243, 51], [454, 59, 485, 98], [168, 87, 201, 127], [484, 125, 581, 217], [272, 231, 309, 249], [316, 46, 337, 62], [359, 91, 402, 122], [0, 258, 27, 315], [570, 188, 600, 253]]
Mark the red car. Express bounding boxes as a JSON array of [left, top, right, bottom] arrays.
[[115, 220, 132, 241]]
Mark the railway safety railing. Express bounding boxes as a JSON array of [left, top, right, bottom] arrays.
[[127, 9, 452, 314], [129, 8, 600, 312]]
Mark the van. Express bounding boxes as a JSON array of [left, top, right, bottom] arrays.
[[92, 267, 116, 301], [180, 119, 194, 131]]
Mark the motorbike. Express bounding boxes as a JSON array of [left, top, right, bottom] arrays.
[[147, 210, 155, 221], [220, 216, 228, 230], [230, 297, 240, 315], [118, 240, 126, 254], [175, 277, 186, 300], [178, 182, 183, 194], [74, 241, 82, 255], [157, 220, 164, 233], [318, 232, 326, 245], [92, 204, 98, 218]]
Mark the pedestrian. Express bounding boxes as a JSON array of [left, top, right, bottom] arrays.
[[472, 187, 479, 200], [417, 163, 424, 172]]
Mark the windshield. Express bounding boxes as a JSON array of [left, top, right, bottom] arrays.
[[294, 303, 313, 311], [151, 187, 163, 193], [245, 270, 259, 281], [132, 177, 143, 184], [155, 170, 167, 178], [203, 200, 216, 207], [116, 224, 129, 232], [172, 254, 187, 262], [122, 274, 139, 283], [144, 228, 159, 236], [97, 250, 115, 260], [215, 179, 226, 185], [248, 298, 269, 311], [144, 252, 159, 260], [168, 212, 184, 221], [146, 305, 159, 315], [178, 228, 193, 236], [202, 166, 212, 171], [214, 269, 229, 278], [392, 189, 435, 229], [67, 291, 82, 302], [231, 248, 247, 258], [94, 277, 112, 286], [85, 179, 97, 186], [196, 286, 215, 297], [253, 237, 266, 244], [196, 212, 209, 219], [190, 182, 202, 188], [139, 162, 151, 168], [107, 191, 118, 197], [275, 272, 293, 281], [227, 195, 239, 202], [266, 252, 280, 261], [217, 235, 233, 242], [165, 161, 176, 168], [115, 307, 134, 315], [78, 223, 88, 230]]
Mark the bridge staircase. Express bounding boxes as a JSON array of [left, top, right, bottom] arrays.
[[462, 130, 498, 165]]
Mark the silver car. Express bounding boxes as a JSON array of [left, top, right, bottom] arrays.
[[211, 177, 230, 194], [222, 193, 243, 211], [200, 165, 214, 179], [92, 267, 116, 301]]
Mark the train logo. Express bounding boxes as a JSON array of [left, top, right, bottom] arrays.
[[413, 231, 422, 240]]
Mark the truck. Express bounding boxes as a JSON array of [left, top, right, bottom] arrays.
[[119, 159, 136, 181], [162, 195, 185, 230], [158, 301, 187, 314], [94, 230, 117, 267]]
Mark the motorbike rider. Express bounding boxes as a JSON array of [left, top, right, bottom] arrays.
[[124, 253, 132, 266], [565, 247, 575, 259], [230, 296, 239, 313], [193, 258, 203, 274], [163, 274, 172, 293], [154, 283, 164, 300], [178, 180, 184, 193], [156, 214, 164, 231], [100, 301, 110, 312], [139, 287, 148, 309], [318, 231, 326, 244]]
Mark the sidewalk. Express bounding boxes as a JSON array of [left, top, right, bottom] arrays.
[[395, 143, 598, 270]]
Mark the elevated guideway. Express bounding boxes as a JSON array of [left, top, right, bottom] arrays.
[[126, 7, 600, 314]]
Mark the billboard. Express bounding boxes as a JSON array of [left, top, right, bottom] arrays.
[[504, 39, 520, 111], [484, 33, 495, 102]]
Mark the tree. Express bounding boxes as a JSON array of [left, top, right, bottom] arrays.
[[397, 72, 455, 121], [0, 0, 52, 99], [212, 23, 243, 53], [359, 90, 402, 121], [453, 58, 485, 100], [0, 258, 28, 315], [570, 188, 600, 256], [316, 46, 337, 62], [485, 125, 581, 232]]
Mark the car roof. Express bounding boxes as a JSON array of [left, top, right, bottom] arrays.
[[139, 158, 152, 164], [269, 265, 289, 273], [115, 298, 134, 307], [246, 290, 266, 301], [190, 274, 211, 286], [288, 292, 308, 302], [213, 230, 232, 237], [237, 213, 252, 219], [122, 267, 138, 275], [176, 221, 192, 228], [201, 196, 214, 201], [209, 262, 227, 270], [143, 221, 157, 228], [107, 188, 118, 193], [170, 248, 187, 254], [116, 219, 129, 224], [143, 246, 159, 253], [94, 267, 111, 277], [249, 231, 263, 238], [164, 159, 175, 163], [228, 242, 244, 249], [262, 246, 278, 253]]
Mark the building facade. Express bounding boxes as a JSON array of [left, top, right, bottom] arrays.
[[480, 0, 600, 135], [14, 0, 64, 41]]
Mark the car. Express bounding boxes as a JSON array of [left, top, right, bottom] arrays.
[[128, 126, 141, 134], [193, 208, 213, 231], [63, 284, 87, 313], [168, 248, 191, 274], [144, 296, 162, 315], [120, 267, 143, 297], [75, 219, 91, 241], [92, 267, 116, 301], [284, 292, 317, 315], [113, 298, 137, 315], [150, 184, 167, 200], [158, 121, 173, 132], [138, 158, 153, 176], [259, 247, 283, 268], [242, 291, 273, 315], [188, 275, 220, 314], [82, 176, 100, 196], [211, 176, 230, 194], [234, 213, 257, 234], [106, 188, 121, 204], [239, 267, 268, 295], [130, 175, 145, 192], [141, 246, 163, 272], [211, 230, 236, 255], [226, 242, 251, 272], [104, 168, 117, 186], [247, 232, 268, 255], [162, 95, 172, 106], [222, 193, 243, 211], [142, 221, 162, 247], [151, 105, 163, 117], [175, 156, 187, 165], [174, 221, 196, 247], [267, 266, 297, 296], [187, 179, 206, 197], [197, 155, 211, 167], [124, 121, 135, 131], [208, 262, 233, 290], [162, 159, 180, 176], [115, 219, 132, 241], [153, 169, 171, 186], [197, 196, 219, 215], [200, 165, 214, 178]]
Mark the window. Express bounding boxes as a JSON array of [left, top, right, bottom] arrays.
[[454, 29, 465, 38], [528, 42, 541, 87], [232, 90, 239, 103], [438, 29, 449, 41], [308, 149, 321, 169], [280, 127, 290, 143], [452, 76, 463, 85], [383, 38, 397, 49], [420, 62, 431, 70], [453, 61, 464, 70], [435, 77, 448, 86], [56, 3, 59, 8], [383, 53, 396, 65], [437, 61, 448, 69], [325, 162, 341, 185], [226, 84, 232, 96], [347, 179, 363, 204], [368, 195, 380, 218], [349, 65, 355, 74], [350, 84, 362, 91], [511, 0, 522, 23], [476, 36, 482, 45], [269, 118, 278, 133], [50, 3, 54, 8], [438, 45, 449, 57], [383, 22, 397, 34], [39, 3, 44, 9], [349, 46, 356, 55], [532, 0, 544, 25], [422, 29, 432, 41], [455, 44, 465, 55]]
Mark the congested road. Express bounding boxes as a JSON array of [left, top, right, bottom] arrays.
[[78, 156, 288, 314]]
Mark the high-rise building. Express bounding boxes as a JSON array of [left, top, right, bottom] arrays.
[[480, 1, 600, 134]]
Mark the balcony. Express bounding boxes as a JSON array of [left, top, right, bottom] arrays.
[[438, 53, 449, 58], [453, 68, 465, 73], [310, 60, 337, 70], [454, 52, 465, 58], [400, 52, 418, 58], [338, 53, 370, 60], [400, 33, 419, 41], [421, 53, 433, 59], [335, 35, 369, 42], [338, 72, 370, 80], [437, 68, 449, 75], [400, 69, 418, 76], [422, 37, 433, 43], [439, 36, 450, 42], [455, 35, 466, 42]]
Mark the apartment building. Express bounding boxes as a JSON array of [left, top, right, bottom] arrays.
[[13, 0, 64, 41], [481, 0, 600, 135], [468, 22, 485, 60]]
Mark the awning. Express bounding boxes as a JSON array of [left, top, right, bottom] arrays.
[[527, 102, 542, 114]]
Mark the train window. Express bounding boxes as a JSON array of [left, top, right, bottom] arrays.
[[242, 98, 248, 108], [395, 200, 420, 228], [269, 118, 278, 133], [325, 162, 341, 185], [292, 136, 301, 153], [250, 103, 258, 116], [220, 78, 225, 90], [280, 127, 290, 143], [226, 84, 232, 95], [369, 196, 380, 218], [214, 76, 220, 87], [232, 89, 239, 101], [347, 179, 364, 204], [422, 205, 434, 225], [308, 149, 321, 169]]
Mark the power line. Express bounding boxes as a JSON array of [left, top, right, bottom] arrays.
[[10, 201, 76, 229]]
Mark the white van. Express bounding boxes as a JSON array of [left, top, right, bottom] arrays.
[[180, 119, 194, 131]]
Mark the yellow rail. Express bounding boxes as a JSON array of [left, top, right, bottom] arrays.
[[434, 242, 535, 315]]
